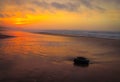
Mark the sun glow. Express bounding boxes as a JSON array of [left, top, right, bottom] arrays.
[[15, 18, 24, 24], [14, 18, 28, 25]]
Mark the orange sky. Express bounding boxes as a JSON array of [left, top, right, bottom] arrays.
[[0, 0, 120, 31]]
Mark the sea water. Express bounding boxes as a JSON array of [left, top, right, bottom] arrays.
[[38, 30, 120, 39]]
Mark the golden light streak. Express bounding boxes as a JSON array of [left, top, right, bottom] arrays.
[[15, 18, 25, 25]]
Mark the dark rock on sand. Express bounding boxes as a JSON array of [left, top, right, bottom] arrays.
[[73, 57, 89, 67], [0, 34, 14, 39]]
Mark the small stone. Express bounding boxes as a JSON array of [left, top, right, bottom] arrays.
[[73, 57, 89, 67]]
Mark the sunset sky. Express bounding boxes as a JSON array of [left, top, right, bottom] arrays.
[[0, 0, 120, 31]]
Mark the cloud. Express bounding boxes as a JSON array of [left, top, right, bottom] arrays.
[[0, 14, 5, 18], [31, 0, 49, 9], [51, 2, 67, 9], [0, 0, 113, 12], [105, 0, 120, 3], [79, 0, 105, 10], [51, 2, 79, 11], [0, 13, 12, 18], [0, 0, 120, 18], [31, 0, 105, 12]]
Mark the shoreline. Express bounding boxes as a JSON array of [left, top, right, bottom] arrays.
[[35, 32, 120, 41], [35, 32, 120, 49]]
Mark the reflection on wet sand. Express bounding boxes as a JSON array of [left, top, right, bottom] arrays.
[[0, 31, 120, 82]]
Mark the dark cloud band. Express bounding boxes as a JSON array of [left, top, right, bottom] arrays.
[[0, 0, 119, 18]]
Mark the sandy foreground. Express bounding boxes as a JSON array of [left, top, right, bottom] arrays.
[[0, 31, 120, 82]]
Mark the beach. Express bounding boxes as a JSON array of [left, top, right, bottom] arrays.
[[0, 30, 120, 82]]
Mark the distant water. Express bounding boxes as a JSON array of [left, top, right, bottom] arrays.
[[38, 30, 120, 40]]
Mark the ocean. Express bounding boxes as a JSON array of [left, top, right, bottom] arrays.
[[38, 30, 120, 40]]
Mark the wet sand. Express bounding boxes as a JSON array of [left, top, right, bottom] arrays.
[[0, 31, 120, 82]]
